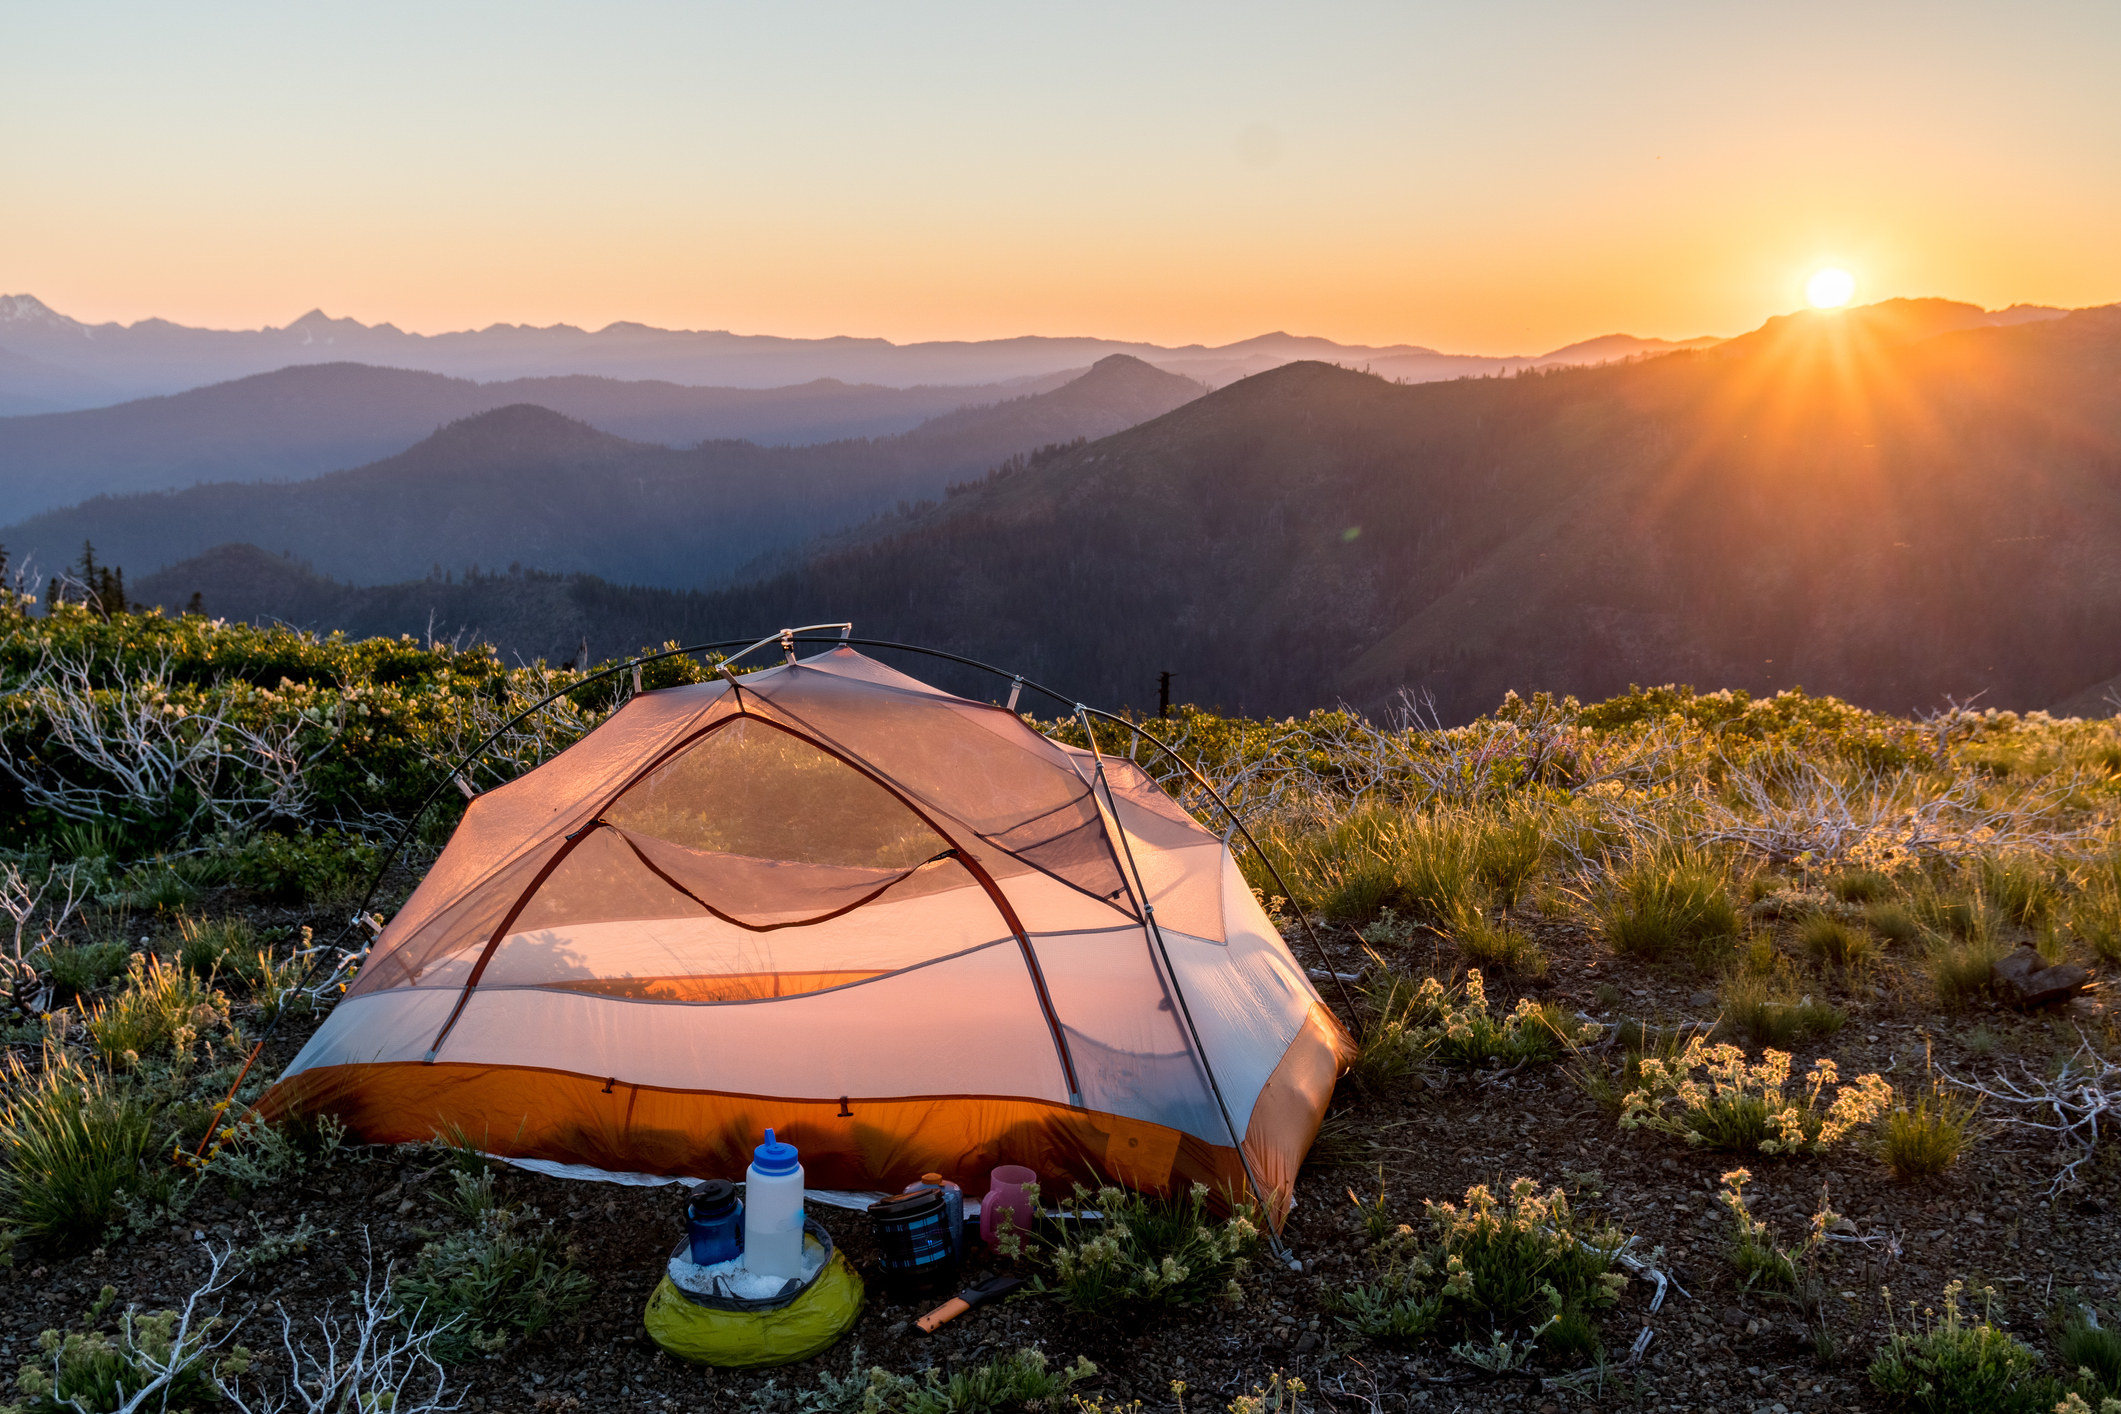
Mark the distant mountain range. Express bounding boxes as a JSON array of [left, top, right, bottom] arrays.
[[39, 294, 2121, 722], [11, 355, 1204, 589], [0, 361, 1086, 523], [0, 292, 1742, 414]]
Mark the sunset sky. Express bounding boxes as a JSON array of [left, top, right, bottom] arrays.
[[5, 1, 2117, 353]]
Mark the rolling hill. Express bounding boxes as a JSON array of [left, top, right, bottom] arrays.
[[10, 355, 1204, 589], [0, 362, 1082, 523]]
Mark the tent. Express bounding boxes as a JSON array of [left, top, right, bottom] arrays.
[[261, 646, 1351, 1224]]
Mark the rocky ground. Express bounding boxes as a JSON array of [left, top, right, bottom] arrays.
[[2, 902, 2111, 1414]]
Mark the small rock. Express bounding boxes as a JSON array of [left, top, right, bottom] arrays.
[[1993, 946, 2091, 1007], [1293, 1331, 1320, 1355], [1688, 991, 1716, 1008], [1722, 1305, 1749, 1328]]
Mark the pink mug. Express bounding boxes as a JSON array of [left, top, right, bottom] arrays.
[[980, 1165, 1038, 1246]]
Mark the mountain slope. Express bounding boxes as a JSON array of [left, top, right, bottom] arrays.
[[679, 301, 2121, 718], [0, 361, 1082, 523], [5, 356, 1205, 588]]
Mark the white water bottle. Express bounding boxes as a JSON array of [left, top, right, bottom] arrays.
[[743, 1128, 805, 1279]]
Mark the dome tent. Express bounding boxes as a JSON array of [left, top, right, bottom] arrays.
[[261, 645, 1351, 1224]]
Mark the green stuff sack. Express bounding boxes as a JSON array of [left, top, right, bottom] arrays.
[[644, 1222, 864, 1369]]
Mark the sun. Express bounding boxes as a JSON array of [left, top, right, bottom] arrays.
[[1806, 266, 1856, 309]]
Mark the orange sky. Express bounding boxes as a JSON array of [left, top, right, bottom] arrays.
[[4, 3, 2116, 354]]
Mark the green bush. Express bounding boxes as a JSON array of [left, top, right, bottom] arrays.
[[1878, 1079, 1981, 1180], [1620, 1037, 1892, 1155], [233, 830, 381, 905], [40, 943, 128, 1003], [1471, 813, 1546, 907], [1866, 901, 1923, 946], [4, 1286, 244, 1414], [82, 954, 229, 1069], [392, 1169, 593, 1361], [1392, 970, 1593, 1069], [1602, 851, 1741, 961], [2058, 1310, 2121, 1402], [1928, 933, 2007, 1010], [1980, 856, 2059, 929], [1830, 871, 1894, 904], [0, 1047, 159, 1251], [1869, 1280, 2055, 1413], [857, 1348, 1095, 1414], [1799, 913, 1877, 970], [1718, 970, 1846, 1047], [1032, 1182, 1258, 1311], [1335, 1177, 1625, 1353], [1448, 897, 1549, 977], [175, 915, 255, 979]]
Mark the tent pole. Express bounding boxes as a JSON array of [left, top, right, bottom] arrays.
[[1073, 707, 1363, 1038], [1075, 708, 1297, 1265]]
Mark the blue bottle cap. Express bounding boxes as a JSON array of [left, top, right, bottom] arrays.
[[752, 1127, 799, 1176]]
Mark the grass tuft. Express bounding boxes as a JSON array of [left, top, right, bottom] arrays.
[[0, 1044, 159, 1252], [1719, 970, 1847, 1047], [1868, 1280, 2055, 1413], [1602, 849, 1741, 962]]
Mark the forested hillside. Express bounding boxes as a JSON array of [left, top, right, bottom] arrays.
[[686, 300, 2121, 718], [7, 355, 1203, 589]]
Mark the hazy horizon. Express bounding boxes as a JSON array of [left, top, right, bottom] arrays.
[[8, 3, 2117, 354]]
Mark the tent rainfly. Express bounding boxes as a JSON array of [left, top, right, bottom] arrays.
[[261, 646, 1351, 1224]]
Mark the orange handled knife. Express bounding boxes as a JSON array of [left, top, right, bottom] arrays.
[[917, 1275, 1024, 1333]]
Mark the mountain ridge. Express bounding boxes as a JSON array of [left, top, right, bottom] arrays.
[[1, 290, 1736, 408], [0, 360, 1084, 522], [5, 355, 1205, 590]]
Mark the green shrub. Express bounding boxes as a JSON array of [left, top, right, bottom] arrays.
[[857, 1348, 1096, 1414], [1830, 870, 1894, 904], [1448, 897, 1549, 978], [1928, 933, 2007, 1010], [234, 830, 381, 905], [1867, 901, 1924, 946], [1602, 851, 1740, 961], [1348, 964, 1432, 1091], [1335, 1177, 1625, 1352], [392, 1169, 595, 1361], [175, 914, 255, 979], [1719, 970, 1846, 1047], [6, 1287, 245, 1414], [1718, 1166, 1841, 1303], [1914, 882, 1997, 942], [1868, 1280, 2055, 1413], [1472, 813, 1546, 907], [1800, 913, 1877, 970], [1720, 1167, 1800, 1292], [2058, 1310, 2121, 1402], [200, 1113, 346, 1188], [1391, 970, 1593, 1069], [1878, 1078, 1981, 1181], [40, 942, 128, 1002], [1980, 856, 2059, 929], [2070, 858, 2121, 964], [82, 954, 229, 1068], [1032, 1182, 1258, 1311], [1620, 1037, 1892, 1155], [0, 1047, 159, 1251]]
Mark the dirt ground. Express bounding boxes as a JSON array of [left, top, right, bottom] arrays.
[[3, 900, 2111, 1414]]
